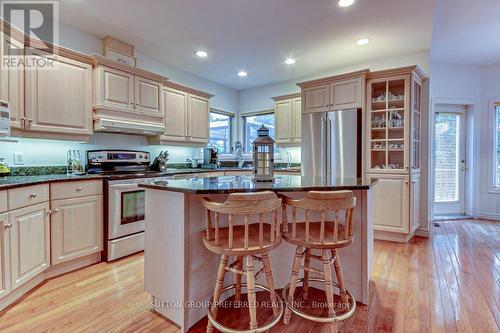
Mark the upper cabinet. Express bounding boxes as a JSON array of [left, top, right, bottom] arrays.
[[272, 93, 301, 146], [149, 82, 213, 146], [298, 70, 368, 114], [24, 49, 93, 138], [366, 66, 426, 174], [92, 55, 166, 135], [0, 31, 24, 130]]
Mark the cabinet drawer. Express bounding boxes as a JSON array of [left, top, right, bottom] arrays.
[[51, 180, 103, 200], [0, 191, 7, 213], [8, 184, 49, 210]]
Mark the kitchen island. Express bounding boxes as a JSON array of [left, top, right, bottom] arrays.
[[140, 174, 374, 332]]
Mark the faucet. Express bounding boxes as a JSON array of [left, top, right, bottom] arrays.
[[234, 141, 244, 168], [286, 151, 292, 169]]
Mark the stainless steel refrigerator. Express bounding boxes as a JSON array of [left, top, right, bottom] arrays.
[[301, 109, 361, 178]]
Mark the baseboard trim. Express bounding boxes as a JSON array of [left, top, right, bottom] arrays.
[[415, 228, 430, 238], [474, 212, 500, 221]]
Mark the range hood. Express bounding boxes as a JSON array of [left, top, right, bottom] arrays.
[[94, 118, 165, 136]]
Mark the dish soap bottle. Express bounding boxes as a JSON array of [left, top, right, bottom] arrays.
[[0, 158, 11, 176]]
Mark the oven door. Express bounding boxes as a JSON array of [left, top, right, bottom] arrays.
[[108, 180, 147, 240]]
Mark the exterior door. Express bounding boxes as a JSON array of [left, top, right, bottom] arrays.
[[51, 196, 103, 265], [433, 109, 466, 215], [24, 49, 93, 135], [9, 203, 50, 290]]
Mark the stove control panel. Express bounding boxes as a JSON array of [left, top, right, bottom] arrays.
[[87, 150, 150, 164]]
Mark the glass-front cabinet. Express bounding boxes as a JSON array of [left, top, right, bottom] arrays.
[[367, 70, 424, 174]]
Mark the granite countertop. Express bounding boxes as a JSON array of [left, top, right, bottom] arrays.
[[140, 175, 373, 194], [0, 167, 300, 190]]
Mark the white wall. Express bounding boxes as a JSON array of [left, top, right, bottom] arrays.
[[238, 51, 430, 114], [477, 63, 500, 219], [0, 23, 238, 166]]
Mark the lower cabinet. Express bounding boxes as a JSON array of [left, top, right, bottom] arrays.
[[0, 212, 10, 300], [368, 173, 421, 241], [369, 174, 409, 233], [51, 195, 103, 265], [9, 202, 50, 291]]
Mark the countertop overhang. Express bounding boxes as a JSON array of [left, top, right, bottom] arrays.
[[140, 175, 374, 194]]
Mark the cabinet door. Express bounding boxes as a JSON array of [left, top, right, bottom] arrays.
[[292, 97, 302, 142], [25, 49, 92, 135], [410, 173, 421, 232], [368, 174, 409, 233], [9, 202, 50, 290], [187, 94, 209, 143], [330, 77, 363, 110], [134, 76, 163, 117], [163, 87, 187, 141], [275, 99, 293, 144], [96, 65, 134, 111], [51, 195, 103, 265], [0, 32, 24, 130], [303, 84, 330, 113], [0, 213, 11, 300]]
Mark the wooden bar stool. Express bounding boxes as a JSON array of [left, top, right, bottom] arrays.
[[202, 191, 284, 333], [281, 191, 357, 333]]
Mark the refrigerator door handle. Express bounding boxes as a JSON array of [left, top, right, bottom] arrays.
[[326, 117, 333, 178], [320, 117, 326, 178]]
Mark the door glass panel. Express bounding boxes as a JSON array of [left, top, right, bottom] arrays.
[[121, 190, 145, 224], [434, 113, 459, 202]]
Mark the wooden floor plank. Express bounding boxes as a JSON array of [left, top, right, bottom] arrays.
[[0, 219, 498, 333]]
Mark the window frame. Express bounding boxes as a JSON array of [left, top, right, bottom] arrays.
[[209, 108, 234, 153], [242, 110, 275, 153], [490, 101, 500, 192]]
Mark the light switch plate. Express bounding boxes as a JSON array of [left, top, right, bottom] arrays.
[[13, 152, 24, 165]]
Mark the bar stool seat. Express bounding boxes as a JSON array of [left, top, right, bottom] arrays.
[[282, 222, 353, 249], [202, 191, 284, 333], [203, 223, 280, 255]]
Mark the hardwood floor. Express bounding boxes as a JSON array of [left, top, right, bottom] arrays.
[[0, 219, 498, 332]]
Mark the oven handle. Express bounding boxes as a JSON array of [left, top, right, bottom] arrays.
[[109, 183, 143, 189]]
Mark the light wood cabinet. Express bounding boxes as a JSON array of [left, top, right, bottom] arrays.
[[368, 174, 409, 234], [272, 94, 301, 145], [9, 202, 50, 291], [149, 82, 212, 145], [93, 55, 167, 135], [162, 87, 188, 141], [298, 71, 366, 114], [0, 213, 10, 300], [51, 195, 103, 265], [410, 173, 421, 232], [187, 94, 209, 143], [0, 31, 24, 130], [24, 49, 93, 136], [97, 65, 134, 110]]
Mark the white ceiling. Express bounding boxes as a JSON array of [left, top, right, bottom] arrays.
[[58, 0, 435, 90], [430, 0, 500, 66]]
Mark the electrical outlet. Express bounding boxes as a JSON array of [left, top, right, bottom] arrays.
[[13, 152, 24, 165]]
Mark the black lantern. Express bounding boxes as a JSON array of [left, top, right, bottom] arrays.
[[253, 125, 275, 182]]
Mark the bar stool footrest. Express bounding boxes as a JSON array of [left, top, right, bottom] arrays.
[[281, 277, 356, 323], [208, 283, 284, 333]]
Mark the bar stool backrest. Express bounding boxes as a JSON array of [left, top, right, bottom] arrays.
[[282, 190, 356, 246], [202, 191, 282, 252]]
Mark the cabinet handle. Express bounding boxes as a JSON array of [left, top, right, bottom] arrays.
[[4, 223, 12, 229], [20, 116, 26, 129], [53, 208, 59, 213], [76, 187, 83, 191], [405, 181, 409, 185], [29, 193, 37, 198]]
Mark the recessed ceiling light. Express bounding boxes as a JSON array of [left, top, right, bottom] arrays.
[[356, 38, 371, 46], [338, 0, 354, 7], [196, 50, 208, 58], [285, 57, 296, 65], [238, 71, 248, 77]]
